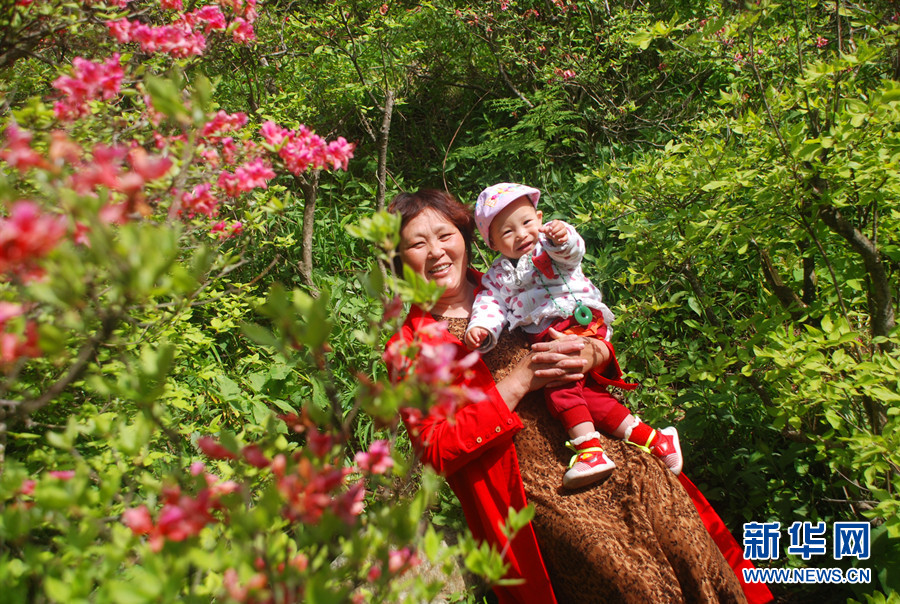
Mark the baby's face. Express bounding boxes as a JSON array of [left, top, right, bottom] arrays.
[[488, 196, 543, 259]]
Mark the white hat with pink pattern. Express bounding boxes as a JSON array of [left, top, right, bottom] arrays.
[[474, 182, 541, 245]]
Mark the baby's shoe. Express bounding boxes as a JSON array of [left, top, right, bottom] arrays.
[[563, 432, 615, 489], [649, 427, 683, 475]]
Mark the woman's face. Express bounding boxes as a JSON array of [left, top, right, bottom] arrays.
[[399, 208, 468, 297]]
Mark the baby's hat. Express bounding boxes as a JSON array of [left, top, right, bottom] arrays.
[[474, 182, 541, 244]]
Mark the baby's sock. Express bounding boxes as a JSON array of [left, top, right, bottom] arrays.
[[622, 419, 658, 448]]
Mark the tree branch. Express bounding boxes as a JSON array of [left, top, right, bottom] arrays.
[[819, 205, 895, 340]]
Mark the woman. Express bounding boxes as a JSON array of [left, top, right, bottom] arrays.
[[385, 189, 767, 604]]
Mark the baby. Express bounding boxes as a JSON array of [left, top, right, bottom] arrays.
[[465, 183, 682, 488]]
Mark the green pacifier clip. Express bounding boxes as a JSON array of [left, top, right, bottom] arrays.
[[530, 255, 593, 326]]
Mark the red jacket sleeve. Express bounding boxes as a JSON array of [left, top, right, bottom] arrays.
[[403, 388, 523, 477], [386, 320, 524, 478]]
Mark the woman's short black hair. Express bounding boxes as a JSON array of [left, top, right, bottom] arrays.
[[387, 189, 475, 274]]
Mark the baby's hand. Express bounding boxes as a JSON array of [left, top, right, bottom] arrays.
[[541, 220, 568, 246], [465, 327, 489, 350]]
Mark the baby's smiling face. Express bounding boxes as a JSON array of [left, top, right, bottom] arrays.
[[488, 196, 544, 259]]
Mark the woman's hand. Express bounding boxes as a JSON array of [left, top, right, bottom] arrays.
[[495, 329, 604, 410], [538, 328, 611, 378], [528, 330, 593, 387]]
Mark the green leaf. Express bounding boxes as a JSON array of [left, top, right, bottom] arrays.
[[44, 577, 71, 602], [627, 31, 654, 50], [701, 180, 730, 191], [687, 297, 703, 317], [145, 74, 190, 124], [881, 88, 900, 103]]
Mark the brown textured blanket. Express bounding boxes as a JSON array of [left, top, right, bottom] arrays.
[[462, 320, 747, 604]]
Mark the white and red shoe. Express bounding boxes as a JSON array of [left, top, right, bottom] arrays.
[[563, 432, 616, 489], [649, 427, 683, 475]]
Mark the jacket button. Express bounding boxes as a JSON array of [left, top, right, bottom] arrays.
[[507, 418, 513, 424], [495, 426, 502, 433], [476, 436, 483, 443]]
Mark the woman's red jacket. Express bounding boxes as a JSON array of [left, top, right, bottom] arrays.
[[385, 303, 558, 604]]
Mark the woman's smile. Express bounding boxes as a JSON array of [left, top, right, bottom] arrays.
[[399, 208, 469, 307]]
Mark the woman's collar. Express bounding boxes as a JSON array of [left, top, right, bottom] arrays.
[[405, 267, 484, 327]]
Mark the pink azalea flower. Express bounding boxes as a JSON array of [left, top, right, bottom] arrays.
[[197, 435, 237, 460], [128, 148, 172, 181], [0, 325, 41, 365], [0, 301, 24, 324], [354, 439, 393, 475], [220, 137, 237, 164], [202, 110, 248, 137], [0, 201, 67, 282], [233, 157, 274, 189], [324, 137, 355, 170], [182, 183, 220, 217], [153, 491, 215, 547], [199, 147, 221, 167], [242, 444, 270, 468], [260, 121, 355, 174], [307, 431, 335, 458], [122, 505, 154, 535], [107, 19, 206, 58], [48, 470, 75, 480], [260, 121, 288, 146], [70, 143, 126, 195], [388, 547, 419, 574], [231, 18, 255, 43], [816, 36, 828, 48], [52, 54, 124, 122], [217, 171, 242, 197], [72, 222, 90, 246], [331, 480, 366, 523], [0, 124, 47, 172], [48, 131, 83, 166], [184, 5, 227, 32], [209, 478, 239, 496], [223, 568, 249, 602]]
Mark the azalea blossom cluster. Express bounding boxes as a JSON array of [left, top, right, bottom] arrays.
[[51, 54, 124, 122], [0, 200, 67, 283], [11, 469, 78, 511], [122, 462, 238, 552], [161, 112, 354, 219], [107, 0, 258, 57], [2, 125, 173, 225], [221, 551, 309, 603], [366, 546, 420, 583], [196, 423, 387, 528], [0, 301, 40, 366], [260, 121, 356, 174], [384, 321, 486, 430], [189, 428, 402, 602]]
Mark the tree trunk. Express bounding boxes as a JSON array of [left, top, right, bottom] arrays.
[[375, 89, 395, 211], [297, 170, 320, 296]]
